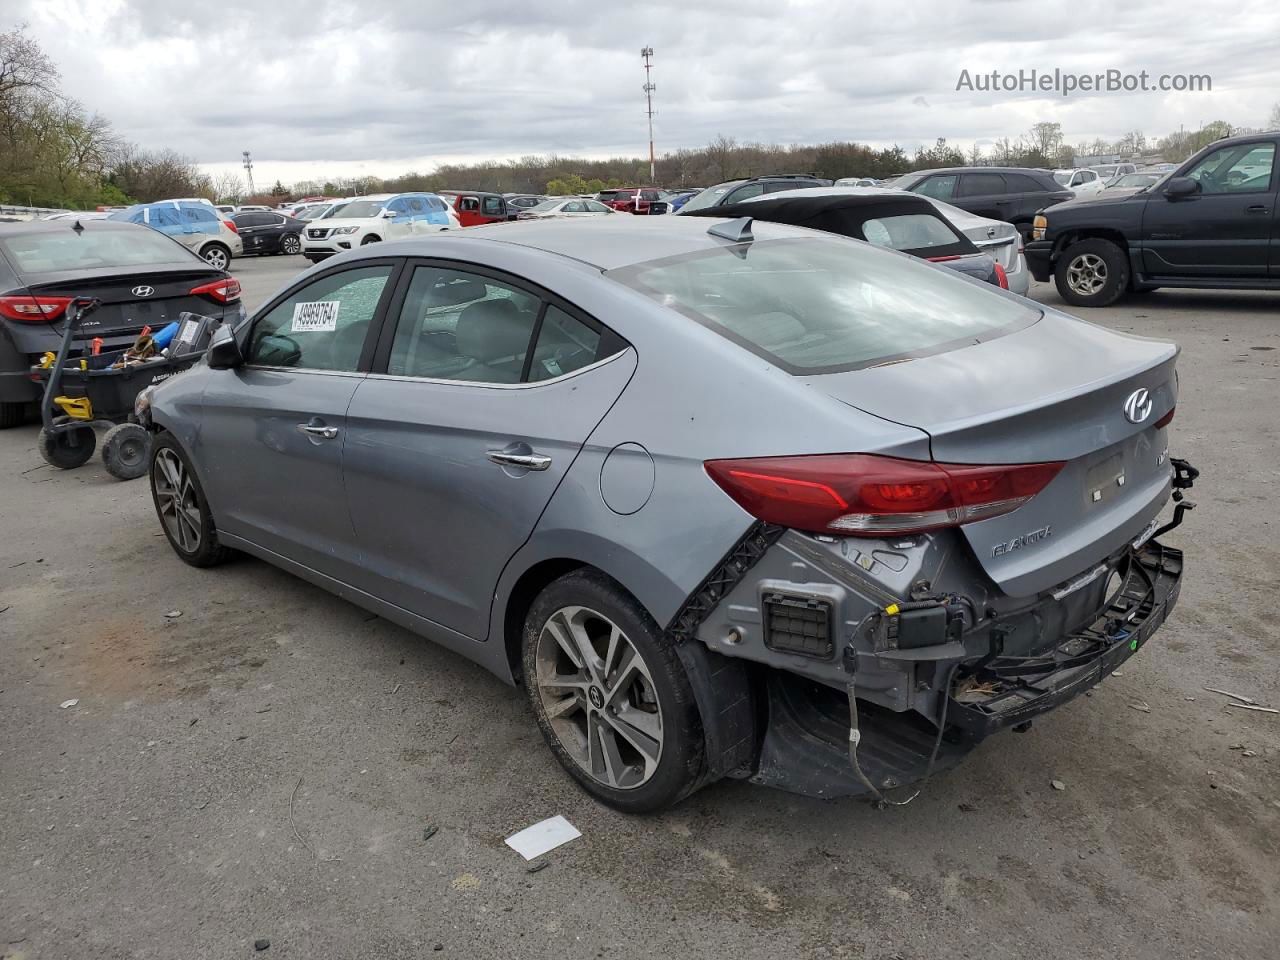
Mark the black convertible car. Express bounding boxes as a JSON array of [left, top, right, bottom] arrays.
[[683, 192, 1009, 288]]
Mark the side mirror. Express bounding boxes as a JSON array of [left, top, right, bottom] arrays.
[[207, 325, 243, 369], [1164, 177, 1199, 199], [381, 209, 396, 218]]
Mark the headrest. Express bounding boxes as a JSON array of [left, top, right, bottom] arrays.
[[455, 299, 530, 364]]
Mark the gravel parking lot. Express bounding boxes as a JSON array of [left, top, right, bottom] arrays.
[[1, 253, 1277, 960]]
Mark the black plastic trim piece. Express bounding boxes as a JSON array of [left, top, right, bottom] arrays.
[[666, 521, 786, 642]]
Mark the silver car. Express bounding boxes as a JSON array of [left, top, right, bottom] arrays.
[[141, 216, 1195, 812]]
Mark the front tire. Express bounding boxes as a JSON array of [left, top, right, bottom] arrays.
[[1054, 238, 1129, 307], [149, 433, 234, 567], [360, 234, 381, 245], [201, 242, 232, 271], [101, 422, 151, 480], [522, 570, 706, 812], [38, 425, 96, 468]]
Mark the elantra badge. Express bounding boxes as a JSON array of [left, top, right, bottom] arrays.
[[132, 285, 155, 297], [1123, 388, 1152, 424]]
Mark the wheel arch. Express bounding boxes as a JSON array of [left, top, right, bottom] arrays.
[[1053, 227, 1130, 260]]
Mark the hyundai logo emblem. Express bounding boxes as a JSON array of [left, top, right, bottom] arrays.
[[132, 285, 155, 297], [1123, 388, 1153, 424]]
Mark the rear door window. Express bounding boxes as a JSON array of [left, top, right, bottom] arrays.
[[609, 237, 1038, 375], [960, 173, 1007, 197], [247, 265, 395, 372], [482, 196, 504, 215], [1001, 173, 1045, 193], [386, 266, 540, 383], [528, 306, 601, 382]]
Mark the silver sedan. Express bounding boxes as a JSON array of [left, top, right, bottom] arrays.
[[143, 215, 1195, 811]]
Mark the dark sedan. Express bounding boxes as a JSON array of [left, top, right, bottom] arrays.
[[887, 167, 1074, 240], [0, 219, 243, 427], [682, 192, 1010, 288], [231, 211, 307, 256]]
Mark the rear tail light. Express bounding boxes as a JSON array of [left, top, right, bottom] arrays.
[[223, 219, 238, 233], [190, 277, 241, 303], [0, 294, 72, 322], [1154, 405, 1175, 429], [926, 254, 964, 263], [704, 454, 1065, 536], [993, 263, 1009, 289]]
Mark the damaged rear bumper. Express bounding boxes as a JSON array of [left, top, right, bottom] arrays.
[[947, 539, 1182, 738], [671, 458, 1196, 801]]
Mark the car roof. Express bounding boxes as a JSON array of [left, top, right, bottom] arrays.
[[906, 167, 1048, 177], [686, 191, 940, 222], [432, 214, 825, 270], [0, 218, 156, 236], [735, 184, 1003, 225]]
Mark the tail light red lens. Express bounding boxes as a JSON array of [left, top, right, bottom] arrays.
[[190, 277, 242, 303], [1153, 405, 1175, 429], [0, 294, 73, 322], [704, 454, 1065, 536], [222, 219, 238, 233], [993, 262, 1009, 289]]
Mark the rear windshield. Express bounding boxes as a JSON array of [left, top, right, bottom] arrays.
[[608, 237, 1039, 375], [0, 228, 191, 274]]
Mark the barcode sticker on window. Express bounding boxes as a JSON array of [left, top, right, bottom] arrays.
[[291, 300, 340, 332]]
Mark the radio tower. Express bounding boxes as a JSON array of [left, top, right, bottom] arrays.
[[242, 150, 256, 197], [641, 47, 656, 182]]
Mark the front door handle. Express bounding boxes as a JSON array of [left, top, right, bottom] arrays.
[[1244, 204, 1270, 214], [487, 450, 552, 471], [297, 423, 339, 439]]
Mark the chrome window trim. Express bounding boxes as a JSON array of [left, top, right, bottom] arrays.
[[240, 366, 368, 379], [365, 347, 631, 390]]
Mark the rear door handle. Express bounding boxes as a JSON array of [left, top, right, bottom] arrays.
[[487, 450, 552, 471], [1245, 204, 1270, 214], [297, 423, 339, 439]]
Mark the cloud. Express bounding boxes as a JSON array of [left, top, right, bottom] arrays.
[[10, 0, 1280, 184]]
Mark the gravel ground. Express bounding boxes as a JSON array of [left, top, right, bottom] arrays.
[[1, 254, 1277, 960]]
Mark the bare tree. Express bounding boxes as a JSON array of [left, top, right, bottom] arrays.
[[212, 172, 245, 203], [1269, 102, 1280, 131]]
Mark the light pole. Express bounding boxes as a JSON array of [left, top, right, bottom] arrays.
[[641, 47, 656, 183], [242, 150, 256, 197]]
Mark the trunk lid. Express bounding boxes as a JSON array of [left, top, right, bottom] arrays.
[[25, 267, 226, 339], [805, 312, 1178, 596]]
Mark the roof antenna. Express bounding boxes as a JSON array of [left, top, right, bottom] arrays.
[[72, 220, 84, 233], [706, 217, 753, 243]]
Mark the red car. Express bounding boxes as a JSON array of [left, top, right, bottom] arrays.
[[438, 191, 509, 227], [596, 187, 665, 214]]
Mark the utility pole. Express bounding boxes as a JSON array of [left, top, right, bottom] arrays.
[[641, 47, 656, 183], [242, 150, 256, 197]]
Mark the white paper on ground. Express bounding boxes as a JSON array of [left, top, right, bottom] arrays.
[[504, 815, 582, 861]]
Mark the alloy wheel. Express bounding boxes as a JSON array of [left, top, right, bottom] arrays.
[[534, 605, 663, 790], [1066, 253, 1108, 296], [282, 234, 301, 254], [153, 448, 203, 552], [203, 246, 230, 270]]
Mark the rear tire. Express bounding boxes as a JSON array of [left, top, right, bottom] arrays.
[[280, 233, 302, 255], [522, 570, 706, 812], [0, 401, 28, 429], [149, 432, 234, 567], [201, 242, 231, 270], [1054, 238, 1129, 307], [101, 422, 151, 480], [38, 425, 96, 469]]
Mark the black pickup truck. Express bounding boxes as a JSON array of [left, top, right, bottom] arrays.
[[1025, 133, 1279, 306]]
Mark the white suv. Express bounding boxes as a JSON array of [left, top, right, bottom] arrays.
[[1051, 168, 1105, 197], [301, 193, 459, 262]]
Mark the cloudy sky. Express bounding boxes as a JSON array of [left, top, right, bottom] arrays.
[[11, 0, 1280, 186]]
